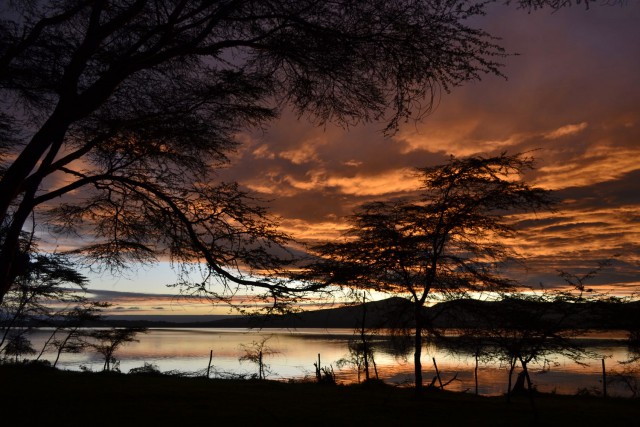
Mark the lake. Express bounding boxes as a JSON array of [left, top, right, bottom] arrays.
[[28, 328, 636, 397]]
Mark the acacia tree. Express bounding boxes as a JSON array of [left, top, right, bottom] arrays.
[[238, 336, 279, 380], [37, 300, 109, 368], [0, 251, 90, 353], [90, 327, 147, 372], [0, 0, 582, 305], [435, 261, 618, 402], [3, 334, 36, 363], [0, 227, 111, 366], [306, 153, 554, 392], [481, 293, 597, 401]]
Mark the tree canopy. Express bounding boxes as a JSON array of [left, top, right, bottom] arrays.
[[305, 152, 555, 391], [0, 0, 586, 305]]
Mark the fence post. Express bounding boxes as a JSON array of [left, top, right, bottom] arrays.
[[602, 358, 607, 398], [206, 349, 213, 378], [433, 357, 444, 389]]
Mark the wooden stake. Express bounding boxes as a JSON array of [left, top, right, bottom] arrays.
[[315, 353, 321, 381], [602, 358, 607, 398], [474, 351, 479, 396], [206, 349, 213, 378], [433, 357, 444, 389]]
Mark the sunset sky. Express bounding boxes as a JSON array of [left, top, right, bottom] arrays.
[[87, 3, 640, 316]]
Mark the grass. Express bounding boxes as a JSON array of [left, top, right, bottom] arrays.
[[1, 364, 638, 426]]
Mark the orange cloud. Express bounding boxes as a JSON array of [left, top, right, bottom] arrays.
[[535, 144, 640, 189], [543, 122, 589, 140], [279, 137, 325, 164], [252, 144, 275, 160], [274, 168, 421, 197]]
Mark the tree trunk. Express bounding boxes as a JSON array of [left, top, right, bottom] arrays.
[[507, 357, 516, 403], [0, 177, 40, 302], [0, 294, 28, 348], [361, 293, 370, 382], [433, 357, 444, 389], [53, 330, 74, 368], [0, 213, 32, 303], [414, 305, 423, 394], [521, 359, 538, 422], [37, 328, 59, 360], [512, 370, 527, 394], [522, 362, 533, 393], [371, 353, 379, 380], [0, 111, 71, 302]]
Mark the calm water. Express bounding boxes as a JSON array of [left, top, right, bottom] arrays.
[[28, 328, 635, 397]]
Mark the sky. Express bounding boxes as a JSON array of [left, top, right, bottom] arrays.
[[86, 2, 640, 316]]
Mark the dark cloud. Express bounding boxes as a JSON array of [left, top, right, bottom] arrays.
[[537, 222, 612, 234], [87, 289, 182, 300], [513, 216, 568, 230], [556, 169, 640, 209]]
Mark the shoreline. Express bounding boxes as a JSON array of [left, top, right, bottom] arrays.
[[3, 363, 638, 426]]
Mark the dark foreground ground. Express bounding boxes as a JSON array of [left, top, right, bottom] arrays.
[[1, 364, 638, 426]]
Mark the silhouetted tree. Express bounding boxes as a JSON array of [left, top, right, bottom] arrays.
[[3, 333, 36, 363], [339, 292, 379, 383], [600, 297, 640, 397], [609, 363, 640, 398], [473, 290, 605, 423], [440, 263, 612, 406], [602, 285, 640, 396], [239, 336, 278, 380], [0, 250, 90, 353], [491, 293, 608, 394], [0, 0, 580, 304], [337, 339, 379, 384], [0, 229, 112, 366], [305, 153, 554, 393], [435, 328, 490, 396], [90, 327, 147, 372], [624, 303, 640, 356], [37, 300, 109, 368]]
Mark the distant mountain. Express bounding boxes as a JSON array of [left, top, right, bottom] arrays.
[[80, 297, 414, 329], [13, 297, 637, 330], [198, 297, 415, 329], [428, 298, 640, 331], [200, 297, 639, 331]]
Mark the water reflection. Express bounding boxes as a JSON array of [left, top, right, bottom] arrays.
[[27, 328, 636, 397]]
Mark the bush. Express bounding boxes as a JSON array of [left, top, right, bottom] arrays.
[[129, 363, 162, 376], [317, 366, 337, 385]]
